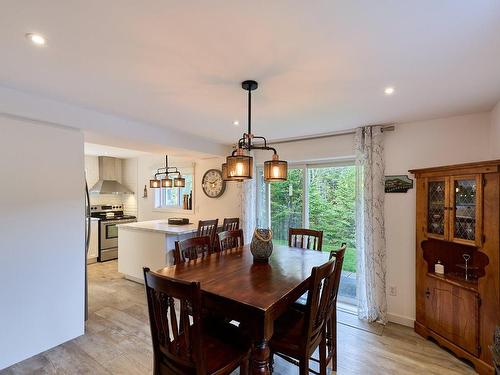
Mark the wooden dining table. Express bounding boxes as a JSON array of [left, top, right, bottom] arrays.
[[156, 244, 330, 374]]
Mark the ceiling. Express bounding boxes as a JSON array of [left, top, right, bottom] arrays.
[[84, 143, 149, 158], [1, 1, 500, 144]]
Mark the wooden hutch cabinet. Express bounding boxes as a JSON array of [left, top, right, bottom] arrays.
[[410, 160, 500, 375]]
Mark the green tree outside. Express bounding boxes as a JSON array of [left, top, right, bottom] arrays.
[[269, 166, 356, 273]]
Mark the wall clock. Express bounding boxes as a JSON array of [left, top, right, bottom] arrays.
[[202, 169, 226, 198]]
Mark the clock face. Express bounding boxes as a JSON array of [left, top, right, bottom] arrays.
[[202, 169, 226, 198]]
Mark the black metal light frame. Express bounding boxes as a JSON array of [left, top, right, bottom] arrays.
[[150, 155, 186, 188], [225, 80, 287, 182]]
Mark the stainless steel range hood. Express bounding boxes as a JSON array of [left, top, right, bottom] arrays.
[[89, 156, 134, 195]]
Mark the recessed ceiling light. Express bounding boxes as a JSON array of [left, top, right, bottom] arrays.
[[25, 33, 46, 46], [233, 120, 240, 126], [384, 87, 395, 95]]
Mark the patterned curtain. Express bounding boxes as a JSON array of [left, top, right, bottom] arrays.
[[240, 154, 256, 244], [355, 126, 387, 324]]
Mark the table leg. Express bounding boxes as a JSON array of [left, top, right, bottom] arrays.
[[251, 339, 271, 375]]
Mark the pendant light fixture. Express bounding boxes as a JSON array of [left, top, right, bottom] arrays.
[[224, 80, 288, 182], [150, 155, 186, 189]]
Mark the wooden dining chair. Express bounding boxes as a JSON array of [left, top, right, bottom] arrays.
[[270, 256, 338, 375], [143, 268, 250, 375], [222, 217, 240, 231], [174, 236, 213, 264], [291, 244, 346, 372], [323, 245, 346, 372], [197, 219, 219, 247], [288, 228, 323, 251], [217, 229, 244, 251]]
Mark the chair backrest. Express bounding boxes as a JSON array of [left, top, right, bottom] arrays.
[[174, 236, 213, 264], [197, 219, 219, 246], [217, 229, 244, 251], [328, 244, 346, 311], [302, 256, 338, 352], [143, 267, 205, 375], [222, 217, 240, 231], [288, 228, 323, 251]]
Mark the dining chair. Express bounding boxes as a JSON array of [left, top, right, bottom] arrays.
[[222, 217, 240, 231], [291, 244, 346, 372], [197, 219, 219, 247], [143, 268, 250, 375], [288, 228, 323, 251], [174, 235, 213, 264], [269, 256, 338, 375], [217, 229, 244, 251]]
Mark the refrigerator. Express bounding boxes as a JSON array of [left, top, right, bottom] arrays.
[[85, 180, 91, 322]]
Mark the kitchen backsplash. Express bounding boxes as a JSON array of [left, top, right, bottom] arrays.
[[86, 155, 138, 216]]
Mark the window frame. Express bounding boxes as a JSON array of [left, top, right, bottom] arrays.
[[153, 167, 195, 214], [257, 158, 355, 229]]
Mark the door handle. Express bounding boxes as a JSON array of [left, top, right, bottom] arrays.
[[425, 288, 430, 299]]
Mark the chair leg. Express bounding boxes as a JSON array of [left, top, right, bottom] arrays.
[[319, 330, 327, 375], [240, 355, 249, 375], [299, 358, 309, 375], [331, 310, 337, 372]]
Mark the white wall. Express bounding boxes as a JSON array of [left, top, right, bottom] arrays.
[[491, 100, 500, 158], [254, 133, 355, 164], [0, 116, 85, 369], [133, 155, 240, 223], [122, 158, 139, 216], [384, 112, 492, 325], [254, 111, 493, 326]]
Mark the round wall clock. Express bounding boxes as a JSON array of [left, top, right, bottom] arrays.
[[202, 169, 226, 198]]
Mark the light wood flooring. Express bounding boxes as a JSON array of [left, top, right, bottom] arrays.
[[1, 261, 478, 374]]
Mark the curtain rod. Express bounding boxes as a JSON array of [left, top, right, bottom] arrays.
[[259, 124, 395, 146]]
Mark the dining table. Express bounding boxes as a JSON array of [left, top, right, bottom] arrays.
[[156, 243, 330, 374]]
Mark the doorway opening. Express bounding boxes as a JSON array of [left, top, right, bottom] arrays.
[[256, 162, 357, 303]]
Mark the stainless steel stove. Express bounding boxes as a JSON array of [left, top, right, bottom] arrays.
[[90, 205, 136, 262]]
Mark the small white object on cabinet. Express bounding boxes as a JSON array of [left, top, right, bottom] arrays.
[[434, 260, 445, 275]]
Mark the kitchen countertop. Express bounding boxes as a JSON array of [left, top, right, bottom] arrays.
[[118, 220, 198, 235]]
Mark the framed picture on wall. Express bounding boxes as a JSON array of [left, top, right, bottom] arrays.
[[385, 175, 413, 193]]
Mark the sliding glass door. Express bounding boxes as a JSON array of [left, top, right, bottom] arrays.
[[257, 162, 357, 302]]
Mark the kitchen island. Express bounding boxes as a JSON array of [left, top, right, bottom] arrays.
[[118, 220, 198, 283]]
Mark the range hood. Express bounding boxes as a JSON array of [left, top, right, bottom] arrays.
[[89, 156, 134, 195]]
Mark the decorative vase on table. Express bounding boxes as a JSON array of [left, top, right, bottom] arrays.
[[250, 228, 273, 263]]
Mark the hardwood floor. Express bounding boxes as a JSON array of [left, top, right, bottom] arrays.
[[1, 261, 478, 374]]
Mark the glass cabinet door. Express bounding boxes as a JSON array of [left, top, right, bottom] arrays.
[[450, 175, 482, 245], [426, 178, 448, 239]]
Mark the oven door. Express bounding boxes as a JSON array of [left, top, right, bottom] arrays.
[[100, 221, 119, 250]]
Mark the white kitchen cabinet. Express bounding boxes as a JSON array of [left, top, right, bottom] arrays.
[[87, 220, 99, 263]]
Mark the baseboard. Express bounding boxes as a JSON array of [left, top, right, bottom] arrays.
[[125, 275, 144, 284], [338, 303, 414, 328], [387, 312, 414, 327]]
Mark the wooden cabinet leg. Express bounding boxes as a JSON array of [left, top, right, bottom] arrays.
[[251, 339, 271, 375]]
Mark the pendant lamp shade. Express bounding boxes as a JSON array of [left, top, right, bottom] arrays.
[[150, 179, 161, 188], [162, 178, 173, 188], [226, 151, 253, 179], [222, 163, 243, 181], [264, 155, 288, 182], [173, 177, 186, 187]]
